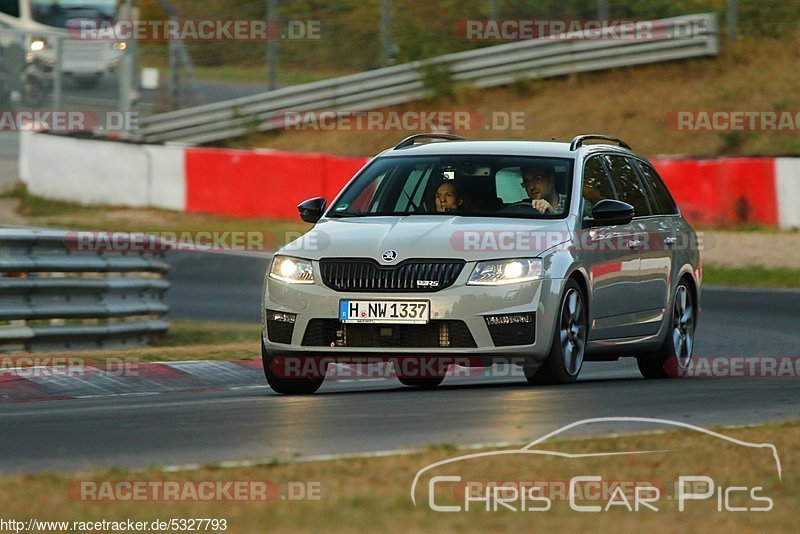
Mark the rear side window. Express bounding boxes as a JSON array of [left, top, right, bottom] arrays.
[[581, 156, 616, 217], [0, 0, 19, 16], [635, 160, 678, 215], [603, 155, 651, 217], [495, 168, 527, 203]]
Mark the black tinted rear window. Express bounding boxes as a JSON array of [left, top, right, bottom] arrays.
[[603, 155, 652, 217], [635, 160, 678, 215]]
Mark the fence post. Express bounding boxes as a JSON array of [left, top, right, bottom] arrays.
[[380, 0, 393, 66], [52, 35, 63, 111], [266, 0, 279, 91], [598, 0, 610, 20], [726, 0, 738, 44]]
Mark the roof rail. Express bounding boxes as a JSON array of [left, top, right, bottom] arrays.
[[394, 133, 467, 150], [570, 134, 631, 151]]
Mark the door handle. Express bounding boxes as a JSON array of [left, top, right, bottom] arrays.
[[626, 239, 642, 250], [663, 236, 678, 246]]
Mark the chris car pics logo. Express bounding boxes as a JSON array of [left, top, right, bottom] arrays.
[[411, 417, 781, 513]]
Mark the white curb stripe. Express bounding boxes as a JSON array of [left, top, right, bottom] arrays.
[[776, 158, 800, 230]]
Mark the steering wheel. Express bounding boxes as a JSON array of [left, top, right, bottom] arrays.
[[499, 200, 535, 214]]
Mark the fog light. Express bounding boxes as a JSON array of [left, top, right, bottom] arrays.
[[266, 311, 296, 323], [485, 313, 534, 326]]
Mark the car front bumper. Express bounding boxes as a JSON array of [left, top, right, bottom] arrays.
[[261, 273, 567, 362]]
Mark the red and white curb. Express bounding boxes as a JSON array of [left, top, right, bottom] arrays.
[[0, 360, 408, 403], [0, 360, 264, 403]]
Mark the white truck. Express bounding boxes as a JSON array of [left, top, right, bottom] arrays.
[[0, 0, 126, 88]]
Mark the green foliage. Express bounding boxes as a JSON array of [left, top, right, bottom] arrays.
[[717, 131, 746, 153], [418, 62, 456, 101], [138, 1, 800, 82]]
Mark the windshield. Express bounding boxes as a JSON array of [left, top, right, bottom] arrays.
[[329, 155, 574, 219], [31, 0, 118, 28]]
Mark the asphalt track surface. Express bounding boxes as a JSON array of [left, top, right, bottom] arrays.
[[1, 251, 798, 474]]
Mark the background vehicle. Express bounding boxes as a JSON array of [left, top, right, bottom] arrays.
[[261, 134, 702, 394], [0, 0, 126, 88]]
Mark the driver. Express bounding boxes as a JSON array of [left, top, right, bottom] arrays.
[[522, 164, 566, 215], [435, 182, 464, 213]]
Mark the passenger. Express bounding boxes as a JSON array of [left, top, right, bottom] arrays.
[[522, 164, 566, 214], [435, 182, 464, 213]]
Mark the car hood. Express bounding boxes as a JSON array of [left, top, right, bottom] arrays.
[[280, 215, 572, 262]]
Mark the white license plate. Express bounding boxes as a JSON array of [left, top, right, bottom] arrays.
[[340, 300, 430, 324]]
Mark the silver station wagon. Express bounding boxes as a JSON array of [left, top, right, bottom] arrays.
[[261, 134, 701, 394]]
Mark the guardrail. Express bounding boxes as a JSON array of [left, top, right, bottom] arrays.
[[140, 13, 719, 145], [0, 229, 171, 352]]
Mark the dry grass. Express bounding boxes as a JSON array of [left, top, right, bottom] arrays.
[[0, 421, 795, 533], [232, 34, 800, 158], [2, 321, 261, 365], [701, 231, 800, 270], [2, 185, 311, 245]]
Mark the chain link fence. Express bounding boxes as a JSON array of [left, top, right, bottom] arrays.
[[0, 26, 133, 112], [130, 0, 799, 109], [3, 1, 798, 116]]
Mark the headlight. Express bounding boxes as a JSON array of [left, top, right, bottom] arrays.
[[467, 258, 543, 286], [269, 256, 315, 285], [30, 39, 47, 52], [113, 42, 127, 51]]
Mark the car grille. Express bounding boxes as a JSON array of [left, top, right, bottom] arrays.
[[319, 259, 465, 293], [302, 320, 476, 348]]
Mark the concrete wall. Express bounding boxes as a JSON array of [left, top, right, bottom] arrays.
[[20, 133, 186, 211], [776, 158, 800, 230], [18, 132, 800, 229]]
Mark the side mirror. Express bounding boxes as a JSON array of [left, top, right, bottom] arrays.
[[298, 197, 327, 224], [584, 199, 634, 228]]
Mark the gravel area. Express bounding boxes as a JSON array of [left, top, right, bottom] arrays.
[[702, 231, 800, 269]]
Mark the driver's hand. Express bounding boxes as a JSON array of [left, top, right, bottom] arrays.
[[531, 199, 553, 214]]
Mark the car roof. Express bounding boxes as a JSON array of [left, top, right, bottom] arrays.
[[375, 140, 638, 159]]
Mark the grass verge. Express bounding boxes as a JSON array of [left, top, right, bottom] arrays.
[[2, 321, 261, 365], [703, 266, 800, 289], [0, 421, 794, 533], [2, 185, 310, 249]]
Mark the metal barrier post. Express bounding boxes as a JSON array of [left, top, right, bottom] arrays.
[[52, 35, 63, 111]]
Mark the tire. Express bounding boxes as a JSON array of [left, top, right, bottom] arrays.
[[396, 356, 447, 388], [261, 341, 324, 395], [526, 278, 587, 385], [637, 280, 696, 379], [397, 376, 445, 389]]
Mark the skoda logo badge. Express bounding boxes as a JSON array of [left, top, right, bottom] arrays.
[[382, 250, 398, 263]]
